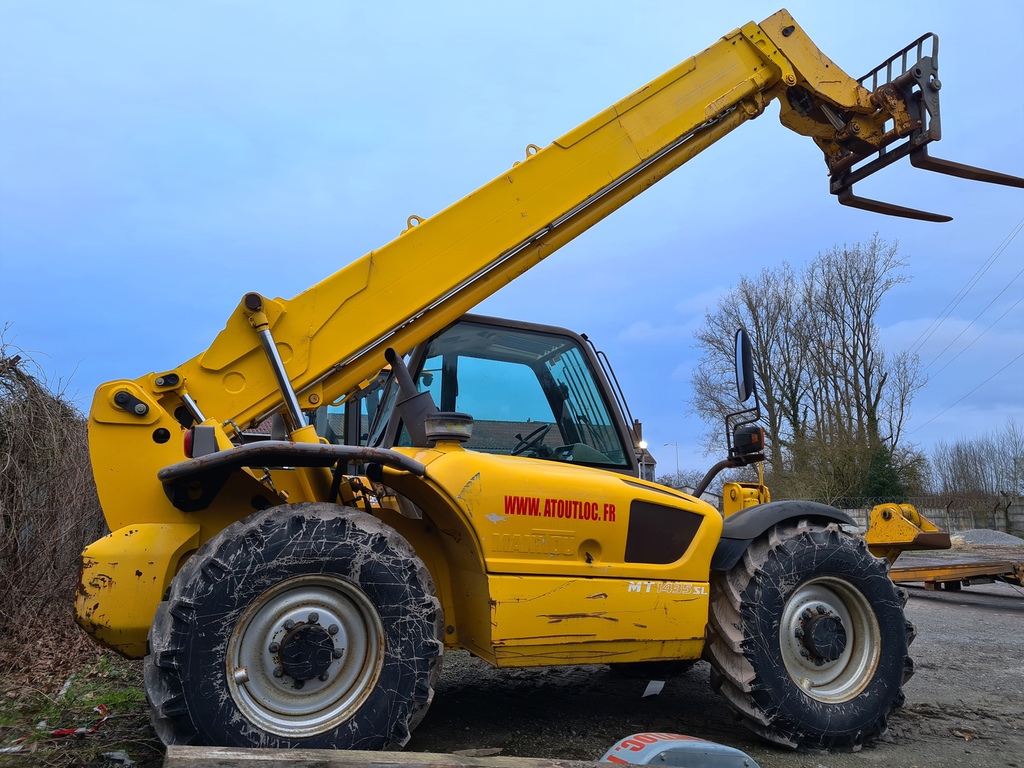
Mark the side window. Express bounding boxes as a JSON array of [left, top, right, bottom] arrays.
[[439, 355, 562, 455], [408, 321, 630, 468], [546, 348, 626, 464], [315, 371, 390, 446]]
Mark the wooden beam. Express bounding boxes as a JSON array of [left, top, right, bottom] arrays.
[[164, 746, 609, 768]]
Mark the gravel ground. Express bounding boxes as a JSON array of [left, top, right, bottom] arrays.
[[407, 555, 1024, 768], [951, 529, 1024, 546]]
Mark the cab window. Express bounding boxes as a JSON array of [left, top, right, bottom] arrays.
[[407, 321, 629, 468]]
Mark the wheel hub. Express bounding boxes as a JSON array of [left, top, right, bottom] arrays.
[[779, 576, 881, 703], [280, 622, 336, 682], [226, 574, 385, 738], [803, 613, 847, 662]]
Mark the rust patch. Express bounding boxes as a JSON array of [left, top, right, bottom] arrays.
[[88, 573, 114, 590]]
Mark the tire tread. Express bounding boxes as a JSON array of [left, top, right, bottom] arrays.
[[707, 519, 915, 752]]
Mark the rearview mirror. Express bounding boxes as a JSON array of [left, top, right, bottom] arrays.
[[735, 329, 754, 403]]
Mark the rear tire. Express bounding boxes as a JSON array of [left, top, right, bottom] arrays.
[[706, 519, 914, 751], [145, 503, 443, 750]]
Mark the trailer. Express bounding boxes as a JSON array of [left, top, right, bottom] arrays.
[[864, 504, 1024, 593], [890, 547, 1024, 591]]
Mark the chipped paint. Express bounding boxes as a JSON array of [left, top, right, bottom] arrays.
[[455, 472, 483, 517], [539, 612, 619, 623], [75, 522, 201, 658]]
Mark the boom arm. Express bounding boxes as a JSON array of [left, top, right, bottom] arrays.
[[90, 10, 1021, 519]]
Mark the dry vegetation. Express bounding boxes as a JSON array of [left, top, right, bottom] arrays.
[[0, 339, 108, 682], [0, 338, 166, 765]]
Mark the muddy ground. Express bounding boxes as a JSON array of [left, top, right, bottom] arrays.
[[408, 576, 1024, 768], [3, 554, 1021, 767]]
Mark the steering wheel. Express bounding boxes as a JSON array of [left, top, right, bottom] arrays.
[[511, 424, 552, 456]]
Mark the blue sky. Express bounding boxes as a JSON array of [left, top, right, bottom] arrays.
[[2, 1, 1022, 477]]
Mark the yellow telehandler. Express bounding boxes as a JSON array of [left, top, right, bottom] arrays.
[[75, 9, 1022, 753]]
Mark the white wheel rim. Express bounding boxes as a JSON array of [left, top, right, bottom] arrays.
[[779, 576, 880, 703], [226, 574, 385, 737]]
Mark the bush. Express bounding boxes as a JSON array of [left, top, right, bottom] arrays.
[[0, 336, 108, 681]]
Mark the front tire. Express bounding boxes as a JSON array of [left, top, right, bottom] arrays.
[[706, 519, 914, 752], [145, 503, 443, 750]]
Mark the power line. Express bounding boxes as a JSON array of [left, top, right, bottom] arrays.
[[927, 291, 1024, 378], [909, 216, 1024, 356], [912, 348, 1024, 434], [924, 251, 1024, 371]]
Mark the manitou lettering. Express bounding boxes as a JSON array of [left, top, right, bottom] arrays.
[[492, 531, 575, 556]]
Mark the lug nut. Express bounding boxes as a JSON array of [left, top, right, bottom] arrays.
[[817, 605, 827, 615], [269, 642, 280, 653], [318, 673, 329, 682], [794, 628, 805, 639], [294, 680, 305, 690], [308, 612, 319, 624], [273, 666, 284, 678], [332, 648, 344, 659], [801, 609, 813, 621], [328, 624, 339, 636], [284, 620, 295, 631]]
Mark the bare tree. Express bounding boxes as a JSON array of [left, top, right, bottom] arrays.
[[691, 263, 810, 471], [805, 235, 913, 452], [932, 419, 1024, 497], [690, 237, 925, 502]]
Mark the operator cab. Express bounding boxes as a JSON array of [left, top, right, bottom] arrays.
[[325, 315, 644, 476]]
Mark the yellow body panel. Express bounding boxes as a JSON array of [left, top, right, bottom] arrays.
[[403, 443, 722, 580], [487, 574, 708, 666], [76, 523, 200, 658], [379, 443, 720, 665]]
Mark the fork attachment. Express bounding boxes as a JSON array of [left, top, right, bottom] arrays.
[[827, 34, 1023, 222]]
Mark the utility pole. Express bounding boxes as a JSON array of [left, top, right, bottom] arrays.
[[664, 442, 679, 478]]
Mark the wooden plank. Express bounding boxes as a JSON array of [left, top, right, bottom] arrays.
[[164, 746, 608, 768]]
